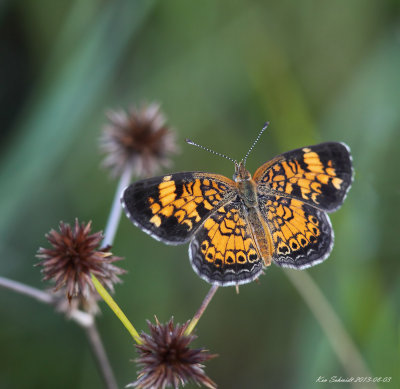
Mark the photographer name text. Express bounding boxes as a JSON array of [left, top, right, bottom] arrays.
[[316, 376, 391, 384]]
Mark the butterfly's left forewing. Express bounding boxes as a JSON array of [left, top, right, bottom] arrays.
[[121, 172, 236, 245], [253, 142, 353, 212]]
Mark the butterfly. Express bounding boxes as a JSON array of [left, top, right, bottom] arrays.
[[121, 125, 353, 286]]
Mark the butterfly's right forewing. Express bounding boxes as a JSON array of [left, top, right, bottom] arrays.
[[121, 172, 236, 245]]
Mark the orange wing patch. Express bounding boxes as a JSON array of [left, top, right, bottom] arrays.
[[258, 155, 339, 204], [148, 175, 231, 232], [265, 197, 321, 256], [189, 200, 263, 286], [260, 196, 333, 269], [260, 194, 333, 269], [200, 207, 259, 267]]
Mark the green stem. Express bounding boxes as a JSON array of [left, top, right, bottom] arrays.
[[284, 269, 374, 388], [91, 274, 142, 344]]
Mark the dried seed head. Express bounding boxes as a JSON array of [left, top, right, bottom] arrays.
[[100, 103, 178, 178], [36, 219, 125, 308], [128, 318, 217, 389]]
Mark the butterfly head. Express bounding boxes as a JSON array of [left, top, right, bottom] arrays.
[[233, 161, 251, 182]]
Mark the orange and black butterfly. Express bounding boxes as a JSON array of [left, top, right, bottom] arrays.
[[121, 124, 353, 286]]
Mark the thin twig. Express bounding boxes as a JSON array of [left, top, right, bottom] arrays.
[[0, 276, 53, 304], [184, 284, 219, 336], [284, 269, 376, 389], [85, 322, 118, 389], [0, 276, 94, 327]]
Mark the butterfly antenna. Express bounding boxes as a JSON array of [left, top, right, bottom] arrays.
[[186, 138, 237, 164], [243, 122, 269, 166]]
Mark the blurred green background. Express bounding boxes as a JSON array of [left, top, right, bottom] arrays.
[[1, 1, 399, 388]]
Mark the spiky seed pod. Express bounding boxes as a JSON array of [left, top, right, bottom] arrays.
[[128, 318, 217, 389], [100, 103, 178, 178], [36, 219, 125, 305]]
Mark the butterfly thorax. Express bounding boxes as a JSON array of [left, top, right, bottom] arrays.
[[233, 161, 258, 208]]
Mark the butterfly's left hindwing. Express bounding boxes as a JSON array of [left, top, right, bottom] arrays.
[[260, 195, 334, 269], [121, 172, 236, 245]]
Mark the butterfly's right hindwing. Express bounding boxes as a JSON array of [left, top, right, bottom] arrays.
[[189, 199, 264, 286], [121, 172, 236, 245]]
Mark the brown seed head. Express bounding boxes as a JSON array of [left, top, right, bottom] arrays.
[[100, 103, 178, 178], [36, 219, 125, 305], [128, 318, 217, 389]]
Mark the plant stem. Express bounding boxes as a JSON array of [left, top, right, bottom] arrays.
[[0, 165, 134, 388], [92, 166, 142, 344], [85, 322, 118, 389], [102, 165, 133, 248], [284, 269, 375, 388], [85, 165, 134, 386], [184, 284, 219, 336]]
